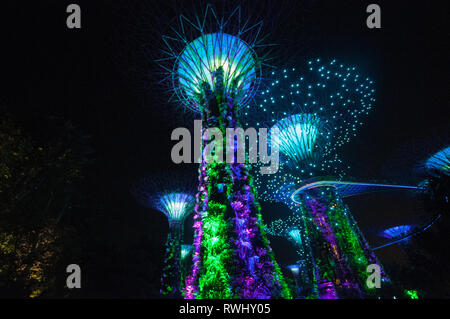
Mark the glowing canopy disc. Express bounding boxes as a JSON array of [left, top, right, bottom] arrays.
[[175, 32, 259, 112], [159, 192, 194, 222], [271, 114, 320, 164], [425, 146, 450, 176]]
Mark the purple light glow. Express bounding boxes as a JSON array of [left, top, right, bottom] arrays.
[[184, 163, 208, 299]]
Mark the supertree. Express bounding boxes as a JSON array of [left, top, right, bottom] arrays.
[[419, 146, 450, 219], [375, 138, 450, 298], [422, 147, 450, 217], [424, 146, 450, 177], [380, 225, 414, 242], [251, 58, 391, 298], [375, 221, 440, 300], [382, 128, 449, 183], [160, 5, 290, 299], [267, 215, 318, 298], [383, 133, 449, 236], [250, 58, 375, 177], [131, 175, 195, 298], [377, 225, 416, 254]]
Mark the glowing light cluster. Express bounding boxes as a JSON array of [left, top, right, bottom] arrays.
[[380, 225, 413, 239], [266, 214, 311, 263], [287, 227, 303, 245], [271, 114, 320, 165], [247, 58, 375, 178], [252, 163, 297, 201], [425, 146, 450, 176], [181, 244, 193, 261], [404, 289, 419, 299], [267, 214, 303, 238], [176, 33, 258, 112], [250, 58, 375, 139], [266, 213, 317, 298], [159, 192, 195, 222], [286, 264, 300, 276]]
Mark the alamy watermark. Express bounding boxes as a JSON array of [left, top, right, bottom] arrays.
[[366, 263, 381, 288], [66, 264, 81, 289], [171, 120, 279, 175]]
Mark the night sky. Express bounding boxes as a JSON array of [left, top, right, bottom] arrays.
[[3, 0, 449, 293]]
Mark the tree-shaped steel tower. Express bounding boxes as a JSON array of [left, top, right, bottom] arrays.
[[132, 176, 195, 297], [160, 5, 290, 299]]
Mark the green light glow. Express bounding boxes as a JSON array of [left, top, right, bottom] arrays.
[[404, 289, 419, 299]]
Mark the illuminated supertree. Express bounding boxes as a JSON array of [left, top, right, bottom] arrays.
[[381, 225, 413, 241], [384, 134, 449, 237], [132, 176, 195, 298], [267, 215, 317, 298], [160, 5, 290, 299], [424, 146, 450, 177], [422, 147, 450, 215], [251, 58, 375, 178], [422, 147, 450, 217], [252, 59, 390, 298], [376, 224, 422, 252]]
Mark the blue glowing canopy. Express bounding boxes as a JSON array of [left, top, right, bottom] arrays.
[[286, 264, 301, 276], [175, 32, 258, 112], [425, 146, 450, 176], [287, 227, 303, 245], [380, 225, 413, 239]]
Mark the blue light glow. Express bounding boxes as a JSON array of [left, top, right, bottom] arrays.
[[291, 180, 420, 203], [425, 146, 450, 176], [176, 32, 258, 112], [158, 192, 194, 222], [373, 214, 441, 250], [286, 264, 300, 276], [381, 225, 413, 239]]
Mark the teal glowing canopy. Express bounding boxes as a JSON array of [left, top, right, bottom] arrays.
[[159, 192, 194, 222], [287, 227, 303, 245], [381, 225, 413, 239], [271, 114, 320, 165], [175, 32, 259, 112]]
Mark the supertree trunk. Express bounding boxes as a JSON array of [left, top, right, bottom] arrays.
[[298, 187, 389, 298], [161, 221, 183, 297], [184, 68, 290, 299], [290, 203, 319, 298], [300, 188, 362, 298]]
